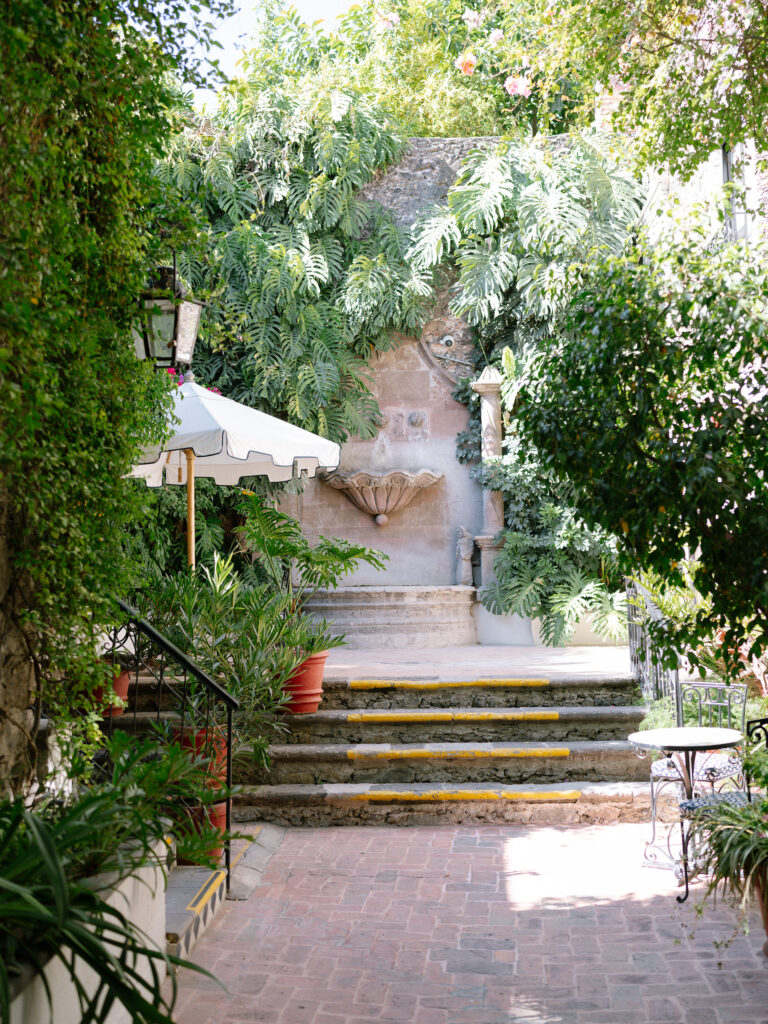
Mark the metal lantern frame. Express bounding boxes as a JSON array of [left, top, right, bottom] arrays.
[[134, 257, 204, 371]]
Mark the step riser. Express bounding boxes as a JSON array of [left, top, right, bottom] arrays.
[[321, 680, 642, 710], [283, 720, 643, 744], [233, 793, 651, 827], [244, 751, 647, 786], [306, 586, 477, 649]]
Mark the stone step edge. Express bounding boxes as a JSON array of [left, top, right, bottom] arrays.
[[323, 675, 639, 689], [267, 740, 638, 760], [165, 864, 226, 960], [234, 780, 650, 807], [283, 707, 646, 725]]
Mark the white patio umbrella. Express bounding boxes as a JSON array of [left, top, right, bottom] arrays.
[[131, 377, 340, 568]]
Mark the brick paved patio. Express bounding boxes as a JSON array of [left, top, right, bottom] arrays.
[[173, 823, 768, 1024]]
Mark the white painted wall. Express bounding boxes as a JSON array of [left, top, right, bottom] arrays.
[[10, 849, 167, 1024]]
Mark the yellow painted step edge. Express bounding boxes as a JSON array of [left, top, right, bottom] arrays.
[[351, 678, 550, 689], [349, 789, 582, 803], [347, 746, 570, 760], [186, 869, 227, 914], [346, 710, 559, 723]]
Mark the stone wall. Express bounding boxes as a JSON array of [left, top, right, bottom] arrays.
[[281, 332, 484, 586], [281, 138, 494, 589]]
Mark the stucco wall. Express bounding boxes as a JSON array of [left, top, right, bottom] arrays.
[[282, 333, 484, 586]]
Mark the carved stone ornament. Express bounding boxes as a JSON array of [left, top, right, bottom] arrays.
[[319, 469, 443, 527]]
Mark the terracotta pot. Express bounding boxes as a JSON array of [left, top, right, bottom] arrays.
[[172, 725, 228, 788], [92, 667, 131, 718], [752, 865, 768, 957], [177, 800, 227, 866], [284, 651, 329, 714]]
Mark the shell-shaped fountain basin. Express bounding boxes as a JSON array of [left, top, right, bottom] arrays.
[[318, 469, 443, 526]]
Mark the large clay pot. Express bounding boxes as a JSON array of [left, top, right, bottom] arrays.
[[92, 667, 131, 718], [177, 800, 227, 865], [172, 725, 228, 788], [284, 651, 329, 714], [752, 865, 768, 957]]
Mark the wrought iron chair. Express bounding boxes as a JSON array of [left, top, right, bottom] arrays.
[[647, 679, 748, 850], [678, 716, 768, 817], [675, 716, 767, 901]]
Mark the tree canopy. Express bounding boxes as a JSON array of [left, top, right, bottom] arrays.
[[244, 0, 583, 138], [519, 220, 768, 666], [536, 0, 768, 177]]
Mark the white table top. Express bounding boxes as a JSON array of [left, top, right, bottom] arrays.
[[628, 726, 743, 753]]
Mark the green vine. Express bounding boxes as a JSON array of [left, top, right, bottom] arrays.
[[155, 82, 432, 444]]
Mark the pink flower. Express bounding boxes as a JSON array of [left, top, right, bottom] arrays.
[[375, 9, 400, 30], [504, 75, 532, 98], [488, 28, 504, 46], [462, 7, 486, 28], [455, 51, 478, 75]]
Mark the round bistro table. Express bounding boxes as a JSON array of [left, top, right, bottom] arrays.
[[628, 726, 743, 902], [628, 726, 743, 799]]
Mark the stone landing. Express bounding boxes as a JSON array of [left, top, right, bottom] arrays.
[[305, 585, 477, 648]]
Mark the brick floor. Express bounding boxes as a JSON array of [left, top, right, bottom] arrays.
[[172, 824, 768, 1024]]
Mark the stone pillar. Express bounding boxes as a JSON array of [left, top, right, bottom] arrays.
[[471, 366, 504, 588]]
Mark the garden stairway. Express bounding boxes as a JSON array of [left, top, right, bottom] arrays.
[[233, 659, 651, 826]]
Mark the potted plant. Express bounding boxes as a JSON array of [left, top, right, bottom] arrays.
[[91, 660, 131, 718], [692, 745, 768, 954], [238, 494, 386, 713], [2, 733, 225, 1024]]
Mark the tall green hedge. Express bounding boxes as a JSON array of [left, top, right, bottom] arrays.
[[0, 0, 231, 792]]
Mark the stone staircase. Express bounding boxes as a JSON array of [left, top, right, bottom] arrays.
[[234, 668, 650, 826]]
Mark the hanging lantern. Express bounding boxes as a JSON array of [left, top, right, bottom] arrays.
[[133, 263, 203, 370]]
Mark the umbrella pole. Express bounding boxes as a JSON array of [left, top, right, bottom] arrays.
[[185, 448, 196, 570]]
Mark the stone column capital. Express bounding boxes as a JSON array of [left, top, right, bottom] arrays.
[[474, 534, 504, 551], [471, 366, 502, 396]]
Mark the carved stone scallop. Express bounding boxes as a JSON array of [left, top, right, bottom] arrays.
[[319, 469, 443, 526]]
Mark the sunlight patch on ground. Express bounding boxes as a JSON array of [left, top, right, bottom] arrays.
[[502, 822, 681, 907]]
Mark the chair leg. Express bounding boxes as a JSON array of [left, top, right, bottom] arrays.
[[648, 774, 666, 845], [676, 819, 690, 904]]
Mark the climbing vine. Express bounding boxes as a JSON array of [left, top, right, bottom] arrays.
[[156, 82, 432, 444], [408, 132, 644, 641]]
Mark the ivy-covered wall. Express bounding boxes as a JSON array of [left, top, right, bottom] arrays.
[[281, 138, 489, 587]]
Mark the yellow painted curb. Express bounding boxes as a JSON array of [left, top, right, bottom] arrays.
[[348, 789, 582, 803], [345, 710, 559, 722], [186, 869, 226, 914], [351, 678, 550, 689], [347, 746, 570, 760]]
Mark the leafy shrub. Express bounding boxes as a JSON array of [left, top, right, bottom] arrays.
[[0, 733, 226, 1023], [158, 83, 430, 443], [138, 555, 310, 767], [520, 219, 768, 672]]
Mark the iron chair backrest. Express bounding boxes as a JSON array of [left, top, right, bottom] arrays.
[[676, 680, 748, 730], [746, 716, 768, 799]]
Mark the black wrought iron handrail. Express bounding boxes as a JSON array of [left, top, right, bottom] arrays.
[[103, 598, 239, 887], [626, 579, 680, 704], [113, 598, 238, 710]]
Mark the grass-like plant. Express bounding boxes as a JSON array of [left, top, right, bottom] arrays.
[[693, 748, 768, 929], [0, 734, 227, 1023]]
